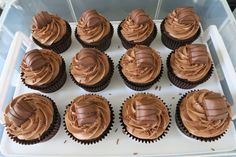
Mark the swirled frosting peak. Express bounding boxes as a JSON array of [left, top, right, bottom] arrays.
[[170, 44, 212, 82], [122, 93, 170, 139], [77, 9, 110, 43], [70, 48, 109, 85], [65, 95, 111, 140], [121, 45, 161, 83], [32, 11, 67, 45], [121, 9, 154, 42], [4, 93, 54, 140], [164, 7, 200, 40], [21, 49, 62, 86], [180, 89, 232, 138]]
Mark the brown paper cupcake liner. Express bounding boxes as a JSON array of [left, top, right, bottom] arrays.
[[119, 93, 171, 143], [118, 56, 163, 91], [63, 94, 114, 145], [117, 20, 157, 49], [21, 57, 67, 93], [75, 23, 114, 52], [7, 95, 61, 145], [175, 90, 226, 142], [166, 52, 213, 89], [70, 55, 114, 92], [33, 21, 72, 54], [160, 19, 201, 50]]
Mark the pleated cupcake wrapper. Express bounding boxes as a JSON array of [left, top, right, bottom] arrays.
[[175, 90, 226, 142], [7, 95, 61, 145], [75, 23, 114, 52], [160, 19, 201, 50], [117, 20, 157, 49], [166, 52, 214, 89], [118, 55, 163, 91], [21, 57, 67, 93], [33, 21, 72, 54], [119, 93, 171, 143], [63, 94, 114, 145], [70, 55, 114, 92]]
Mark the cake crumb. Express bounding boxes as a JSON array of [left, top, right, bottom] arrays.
[[116, 139, 119, 145], [159, 86, 161, 91], [116, 64, 119, 68], [115, 128, 118, 133], [170, 84, 172, 86], [211, 148, 215, 151], [179, 93, 182, 96], [133, 152, 138, 155], [172, 97, 175, 99], [64, 140, 67, 144], [155, 85, 158, 90], [118, 45, 120, 49], [109, 93, 112, 96], [122, 129, 126, 135]]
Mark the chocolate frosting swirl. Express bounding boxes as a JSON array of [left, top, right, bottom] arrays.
[[120, 45, 161, 83], [4, 93, 53, 140], [170, 44, 212, 82], [32, 11, 67, 45], [122, 93, 170, 139], [180, 89, 232, 138], [21, 49, 62, 86], [77, 10, 110, 43], [65, 95, 111, 140], [164, 7, 200, 40], [70, 48, 109, 85], [121, 9, 154, 42]]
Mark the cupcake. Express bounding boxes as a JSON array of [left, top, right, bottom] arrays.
[[176, 89, 232, 142], [21, 49, 67, 93], [32, 11, 72, 54], [75, 10, 114, 51], [64, 94, 114, 144], [167, 44, 213, 89], [4, 93, 61, 145], [70, 48, 114, 92], [161, 7, 201, 50], [120, 93, 170, 143], [118, 45, 163, 91], [118, 9, 157, 49]]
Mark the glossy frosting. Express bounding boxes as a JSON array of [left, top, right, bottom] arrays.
[[32, 11, 67, 45], [122, 93, 170, 139], [65, 95, 111, 140], [180, 89, 232, 138], [121, 9, 154, 42], [70, 48, 109, 85], [170, 44, 212, 82], [21, 49, 62, 86], [164, 7, 200, 40], [77, 10, 110, 43], [4, 93, 53, 140], [120, 45, 161, 83]]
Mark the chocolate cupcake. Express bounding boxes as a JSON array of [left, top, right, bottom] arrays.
[[32, 11, 72, 54], [70, 48, 114, 92], [176, 89, 232, 142], [161, 7, 201, 50], [64, 94, 114, 144], [120, 93, 170, 143], [4, 93, 61, 145], [21, 49, 67, 93], [118, 9, 157, 49], [167, 44, 213, 89], [118, 45, 163, 91], [75, 10, 113, 51]]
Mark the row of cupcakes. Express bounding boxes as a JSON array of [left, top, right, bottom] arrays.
[[4, 89, 232, 145], [31, 7, 201, 53], [21, 43, 213, 93]]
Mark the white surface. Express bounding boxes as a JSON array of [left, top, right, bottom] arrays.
[[1, 21, 236, 157]]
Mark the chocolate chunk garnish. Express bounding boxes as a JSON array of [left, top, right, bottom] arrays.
[[134, 47, 154, 67], [25, 49, 48, 71], [8, 99, 35, 127], [75, 100, 97, 126], [130, 9, 149, 25], [203, 93, 229, 121], [32, 11, 52, 29], [187, 44, 209, 64], [82, 10, 102, 27], [76, 49, 98, 68], [135, 100, 159, 124]]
